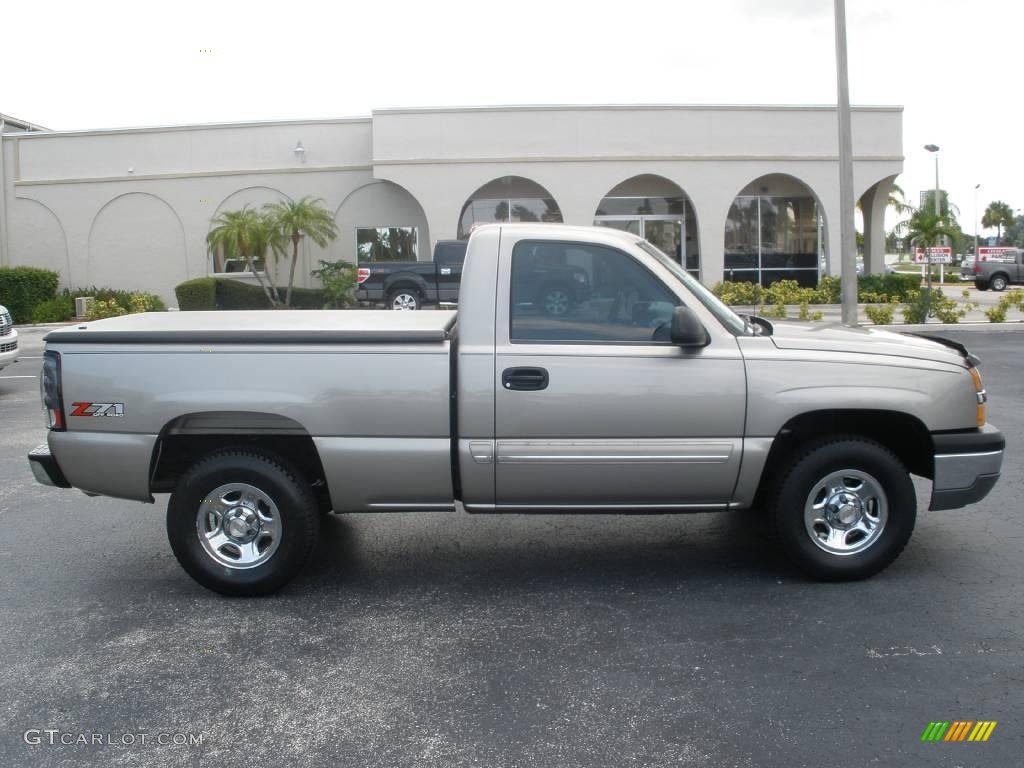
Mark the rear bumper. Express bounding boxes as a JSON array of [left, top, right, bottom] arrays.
[[929, 424, 1004, 511], [28, 443, 71, 488]]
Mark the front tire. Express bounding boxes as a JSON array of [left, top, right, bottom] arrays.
[[974, 279, 989, 291], [167, 450, 319, 596], [772, 436, 915, 581]]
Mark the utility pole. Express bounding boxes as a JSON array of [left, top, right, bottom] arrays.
[[974, 183, 981, 256], [834, 0, 858, 326], [924, 144, 941, 322]]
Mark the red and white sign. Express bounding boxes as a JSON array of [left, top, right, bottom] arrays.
[[913, 246, 953, 264], [977, 247, 1018, 263]]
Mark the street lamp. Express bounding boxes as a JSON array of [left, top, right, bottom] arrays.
[[923, 144, 941, 321], [834, 0, 858, 326], [974, 183, 981, 256]]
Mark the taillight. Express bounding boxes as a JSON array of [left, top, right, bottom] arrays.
[[40, 350, 65, 431], [357, 268, 371, 284], [972, 264, 982, 273]]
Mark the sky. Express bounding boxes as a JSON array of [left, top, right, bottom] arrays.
[[3, 0, 1021, 235]]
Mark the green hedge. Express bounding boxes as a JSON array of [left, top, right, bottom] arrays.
[[28, 287, 166, 323], [175, 278, 217, 310], [714, 273, 923, 306], [0, 267, 60, 323], [174, 277, 327, 310]]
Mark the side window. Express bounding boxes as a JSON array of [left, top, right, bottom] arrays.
[[510, 241, 679, 343]]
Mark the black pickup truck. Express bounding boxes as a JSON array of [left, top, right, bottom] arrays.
[[356, 239, 593, 313], [355, 240, 467, 310]]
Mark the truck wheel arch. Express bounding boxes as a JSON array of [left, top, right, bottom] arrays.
[[752, 410, 934, 509], [149, 412, 331, 512]]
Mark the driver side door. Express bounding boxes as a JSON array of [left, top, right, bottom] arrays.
[[493, 238, 747, 510]]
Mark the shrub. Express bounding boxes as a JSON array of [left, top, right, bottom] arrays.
[[713, 281, 762, 305], [175, 277, 326, 311], [311, 260, 359, 308], [29, 295, 76, 323], [814, 275, 841, 304], [0, 266, 60, 323], [175, 278, 217, 310], [864, 302, 897, 325], [797, 301, 823, 321], [985, 304, 1007, 323], [985, 289, 1024, 323], [86, 299, 127, 321]]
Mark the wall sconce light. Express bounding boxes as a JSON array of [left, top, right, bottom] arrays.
[[127, 167, 135, 175], [293, 141, 306, 163]]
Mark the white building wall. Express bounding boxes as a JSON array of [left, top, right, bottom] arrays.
[[0, 106, 903, 306]]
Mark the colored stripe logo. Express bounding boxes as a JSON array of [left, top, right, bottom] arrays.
[[921, 721, 997, 742]]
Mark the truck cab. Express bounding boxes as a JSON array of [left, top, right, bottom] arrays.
[[29, 224, 1004, 595]]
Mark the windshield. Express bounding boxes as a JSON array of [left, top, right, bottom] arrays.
[[636, 241, 748, 335]]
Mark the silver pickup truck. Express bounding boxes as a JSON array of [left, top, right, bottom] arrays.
[[29, 224, 1004, 595]]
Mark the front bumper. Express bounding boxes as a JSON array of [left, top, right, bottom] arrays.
[[930, 424, 1004, 511], [0, 328, 18, 368], [28, 443, 71, 488]]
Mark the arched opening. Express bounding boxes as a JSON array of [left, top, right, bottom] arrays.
[[724, 174, 824, 287], [457, 176, 563, 239], [335, 181, 430, 264], [594, 174, 700, 279], [208, 186, 291, 276]]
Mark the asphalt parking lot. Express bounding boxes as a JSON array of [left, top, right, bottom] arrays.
[[1, 325, 1021, 767]]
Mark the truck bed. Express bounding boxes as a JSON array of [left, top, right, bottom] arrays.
[[45, 310, 458, 345]]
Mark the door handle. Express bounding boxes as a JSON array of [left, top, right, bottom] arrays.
[[502, 367, 549, 391], [440, 267, 452, 275]]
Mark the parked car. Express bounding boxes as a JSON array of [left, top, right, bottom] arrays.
[[0, 304, 18, 373], [30, 223, 1004, 595], [968, 249, 1023, 291], [855, 259, 896, 275], [355, 239, 467, 310]]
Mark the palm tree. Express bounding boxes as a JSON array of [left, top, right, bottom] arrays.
[[856, 182, 912, 215], [982, 200, 1015, 244], [207, 207, 282, 306], [894, 206, 960, 316], [263, 197, 338, 306]]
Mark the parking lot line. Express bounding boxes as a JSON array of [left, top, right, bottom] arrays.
[[0, 375, 37, 379]]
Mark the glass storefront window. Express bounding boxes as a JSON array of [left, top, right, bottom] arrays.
[[594, 195, 699, 278], [724, 195, 820, 286], [458, 198, 563, 239], [356, 226, 418, 262]]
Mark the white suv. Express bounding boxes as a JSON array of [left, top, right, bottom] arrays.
[[0, 304, 18, 372]]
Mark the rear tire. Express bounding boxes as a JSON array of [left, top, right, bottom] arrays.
[[388, 288, 421, 310], [539, 283, 571, 316], [167, 449, 319, 596], [772, 436, 915, 581], [990, 274, 1008, 292]]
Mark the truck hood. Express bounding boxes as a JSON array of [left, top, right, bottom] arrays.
[[767, 320, 969, 367]]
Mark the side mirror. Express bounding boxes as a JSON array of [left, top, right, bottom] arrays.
[[669, 305, 710, 348]]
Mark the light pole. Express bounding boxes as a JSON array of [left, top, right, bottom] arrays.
[[834, 0, 858, 326], [923, 144, 940, 320], [974, 183, 981, 256]]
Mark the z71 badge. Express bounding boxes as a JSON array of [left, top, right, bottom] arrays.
[[70, 402, 125, 417]]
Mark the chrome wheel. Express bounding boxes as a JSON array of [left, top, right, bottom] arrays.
[[391, 292, 419, 310], [543, 289, 570, 316], [803, 469, 888, 556], [991, 275, 1008, 291], [196, 483, 282, 569]]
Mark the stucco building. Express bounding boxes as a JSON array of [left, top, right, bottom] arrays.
[[0, 105, 902, 305]]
